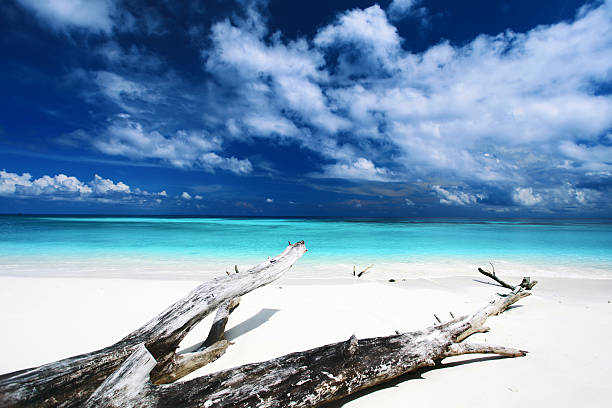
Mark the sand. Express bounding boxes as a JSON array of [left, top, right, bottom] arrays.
[[1, 274, 611, 407]]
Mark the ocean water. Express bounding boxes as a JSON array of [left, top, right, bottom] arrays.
[[1, 216, 611, 280]]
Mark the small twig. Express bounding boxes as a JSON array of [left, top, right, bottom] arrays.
[[357, 264, 374, 278], [235, 265, 239, 274], [449, 311, 454, 318], [352, 265, 356, 276], [434, 314, 442, 324]]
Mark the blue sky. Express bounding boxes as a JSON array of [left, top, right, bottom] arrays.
[[1, 0, 611, 216]]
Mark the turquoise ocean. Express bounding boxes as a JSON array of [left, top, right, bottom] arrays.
[[1, 216, 611, 280]]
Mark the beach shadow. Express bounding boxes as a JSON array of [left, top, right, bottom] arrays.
[[225, 308, 280, 341], [323, 355, 510, 407], [473, 278, 506, 288]]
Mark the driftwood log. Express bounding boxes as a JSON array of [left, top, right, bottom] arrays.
[[83, 284, 530, 408], [0, 242, 308, 407], [1, 246, 533, 408]]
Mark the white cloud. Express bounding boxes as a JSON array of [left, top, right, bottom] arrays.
[[194, 195, 203, 200], [93, 71, 158, 110], [90, 174, 130, 194], [512, 187, 542, 206], [432, 185, 486, 206], [199, 153, 253, 175], [16, 0, 117, 33], [511, 184, 599, 208], [0, 170, 34, 195], [181, 192, 192, 200], [314, 5, 401, 74], [205, 12, 349, 143], [0, 169, 165, 204], [92, 116, 252, 175], [387, 0, 426, 22], [29, 174, 92, 195], [266, 198, 273, 203], [315, 158, 396, 182], [558, 141, 612, 172]]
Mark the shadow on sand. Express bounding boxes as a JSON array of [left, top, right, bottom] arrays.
[[225, 308, 280, 340]]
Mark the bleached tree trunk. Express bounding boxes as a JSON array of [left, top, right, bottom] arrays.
[[84, 286, 530, 408], [0, 242, 308, 408]]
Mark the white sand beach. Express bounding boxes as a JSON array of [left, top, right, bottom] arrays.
[[1, 271, 611, 407]]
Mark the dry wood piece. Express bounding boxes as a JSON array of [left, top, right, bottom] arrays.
[[478, 263, 538, 290], [149, 297, 241, 384], [82, 286, 531, 408], [355, 264, 374, 278], [0, 241, 308, 408]]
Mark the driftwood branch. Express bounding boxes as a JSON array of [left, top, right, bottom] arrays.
[[478, 264, 538, 290], [150, 297, 241, 384], [355, 264, 374, 278], [0, 242, 308, 408], [84, 287, 530, 407]]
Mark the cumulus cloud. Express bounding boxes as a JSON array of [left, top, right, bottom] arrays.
[[511, 184, 600, 209], [91, 115, 252, 174], [314, 5, 401, 74], [432, 185, 486, 206], [90, 174, 130, 194], [204, 10, 349, 146], [0, 170, 165, 203], [0, 171, 93, 197], [181, 192, 192, 200], [512, 187, 542, 206], [315, 158, 396, 182], [265, 197, 273, 203], [16, 0, 118, 33]]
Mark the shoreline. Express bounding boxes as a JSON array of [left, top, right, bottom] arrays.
[[2, 256, 612, 280]]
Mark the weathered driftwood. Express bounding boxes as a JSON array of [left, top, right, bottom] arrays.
[[478, 263, 538, 290], [84, 283, 531, 408], [353, 264, 374, 277], [0, 242, 308, 408]]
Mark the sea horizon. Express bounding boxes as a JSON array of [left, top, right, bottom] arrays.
[[2, 215, 611, 281]]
